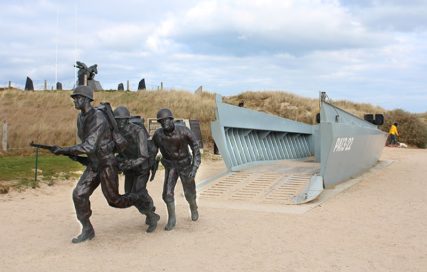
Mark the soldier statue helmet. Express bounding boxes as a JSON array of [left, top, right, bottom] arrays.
[[70, 85, 94, 101], [156, 108, 174, 121], [113, 106, 132, 130], [113, 106, 131, 119]]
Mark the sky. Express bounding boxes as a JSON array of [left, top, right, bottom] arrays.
[[1, 0, 426, 113]]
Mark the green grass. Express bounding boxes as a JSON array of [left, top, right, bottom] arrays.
[[0, 154, 83, 189]]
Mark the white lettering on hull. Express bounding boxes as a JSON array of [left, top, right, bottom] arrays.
[[333, 137, 354, 152]]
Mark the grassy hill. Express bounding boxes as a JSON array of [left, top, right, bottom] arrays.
[[0, 88, 426, 154]]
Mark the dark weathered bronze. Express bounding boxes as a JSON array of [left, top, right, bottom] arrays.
[[128, 116, 159, 181], [74, 61, 98, 85], [152, 108, 201, 231], [50, 86, 144, 243], [25, 76, 34, 91], [97, 102, 128, 152], [113, 106, 160, 233]]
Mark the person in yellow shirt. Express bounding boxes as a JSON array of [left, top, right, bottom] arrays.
[[389, 122, 399, 146]]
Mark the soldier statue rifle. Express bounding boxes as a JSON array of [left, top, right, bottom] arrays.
[[30, 142, 88, 166]]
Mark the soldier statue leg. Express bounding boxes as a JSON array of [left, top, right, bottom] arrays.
[[124, 174, 136, 194], [133, 171, 160, 233], [99, 164, 141, 208], [180, 168, 199, 221], [72, 167, 100, 243], [163, 167, 179, 231]]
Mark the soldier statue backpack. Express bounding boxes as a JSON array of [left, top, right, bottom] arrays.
[[96, 102, 128, 152]]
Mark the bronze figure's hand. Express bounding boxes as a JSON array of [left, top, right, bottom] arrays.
[[118, 162, 125, 171], [120, 161, 133, 171]]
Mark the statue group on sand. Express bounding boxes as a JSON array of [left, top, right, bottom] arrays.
[[51, 85, 201, 243]]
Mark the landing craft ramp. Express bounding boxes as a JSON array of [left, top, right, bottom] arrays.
[[199, 159, 319, 205], [207, 93, 387, 205]]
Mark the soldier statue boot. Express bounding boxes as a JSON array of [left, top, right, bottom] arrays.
[[164, 202, 176, 231], [72, 219, 95, 244], [134, 199, 159, 233], [145, 211, 160, 233], [145, 206, 156, 225], [188, 199, 199, 221]]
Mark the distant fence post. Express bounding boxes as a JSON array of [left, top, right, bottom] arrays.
[[8, 81, 11, 89], [2, 121, 7, 152], [44, 80, 47, 90], [160, 82, 163, 90], [34, 147, 39, 186], [127, 80, 130, 91]]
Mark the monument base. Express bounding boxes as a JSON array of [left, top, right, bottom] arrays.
[[87, 80, 103, 90]]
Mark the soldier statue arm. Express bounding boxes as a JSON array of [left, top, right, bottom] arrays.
[[186, 128, 201, 178], [147, 132, 161, 181], [120, 128, 150, 171], [152, 131, 160, 155]]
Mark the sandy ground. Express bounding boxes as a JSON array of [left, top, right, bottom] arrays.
[[1, 147, 426, 272]]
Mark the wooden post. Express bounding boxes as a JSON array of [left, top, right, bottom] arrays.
[[127, 80, 130, 91], [8, 81, 11, 89], [2, 121, 7, 152], [44, 80, 47, 90], [34, 147, 39, 186], [160, 82, 163, 90]]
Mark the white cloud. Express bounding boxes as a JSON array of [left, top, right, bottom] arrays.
[[0, 0, 426, 112], [348, 0, 427, 31], [152, 0, 389, 57]]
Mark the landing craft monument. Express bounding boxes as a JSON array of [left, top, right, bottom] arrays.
[[209, 92, 387, 204]]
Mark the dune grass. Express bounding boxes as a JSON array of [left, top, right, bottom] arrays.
[[0, 88, 426, 154]]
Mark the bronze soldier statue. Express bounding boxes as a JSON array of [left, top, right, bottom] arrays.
[[113, 106, 160, 233], [52, 86, 142, 243], [152, 108, 201, 231]]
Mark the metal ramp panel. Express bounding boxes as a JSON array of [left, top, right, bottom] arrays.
[[210, 94, 314, 172], [199, 160, 320, 205]]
